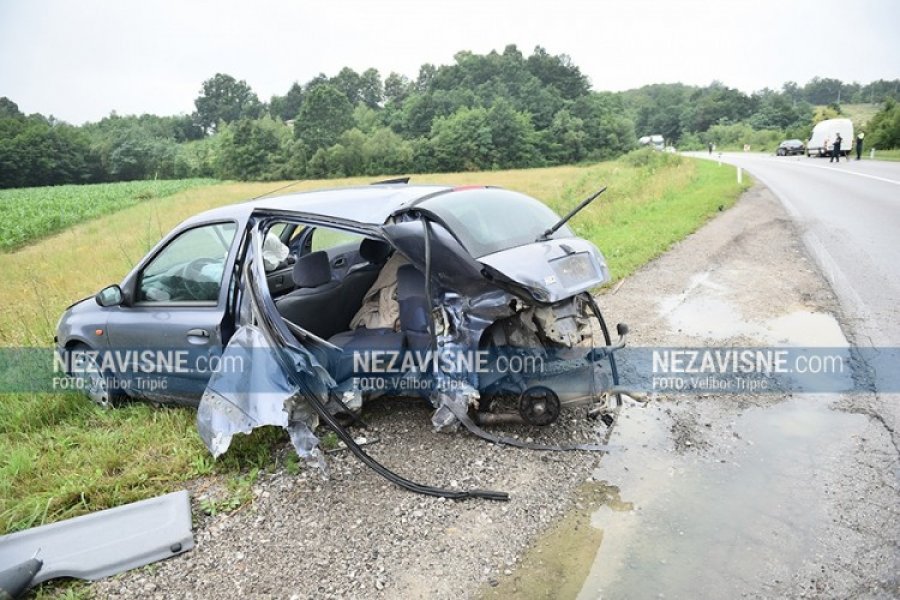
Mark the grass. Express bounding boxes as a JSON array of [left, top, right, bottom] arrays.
[[0, 153, 749, 535], [0, 179, 217, 251], [869, 148, 900, 161], [835, 103, 881, 127]]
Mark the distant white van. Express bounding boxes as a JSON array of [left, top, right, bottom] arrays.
[[807, 118, 854, 157]]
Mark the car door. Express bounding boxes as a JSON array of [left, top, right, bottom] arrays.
[[104, 220, 239, 402]]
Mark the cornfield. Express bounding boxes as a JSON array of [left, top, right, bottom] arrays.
[[0, 179, 217, 251]]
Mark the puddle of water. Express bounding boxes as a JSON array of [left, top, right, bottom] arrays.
[[764, 310, 847, 346], [658, 270, 850, 348], [481, 482, 629, 600], [663, 296, 751, 340], [576, 399, 868, 599]]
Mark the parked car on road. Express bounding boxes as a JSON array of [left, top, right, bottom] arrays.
[[776, 139, 805, 156]]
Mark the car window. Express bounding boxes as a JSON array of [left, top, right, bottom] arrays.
[[138, 222, 237, 303], [419, 189, 573, 258], [311, 228, 365, 252]]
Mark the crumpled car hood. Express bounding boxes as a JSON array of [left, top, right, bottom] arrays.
[[478, 238, 610, 303]]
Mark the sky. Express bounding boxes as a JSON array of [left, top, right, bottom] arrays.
[[1, 0, 898, 124]]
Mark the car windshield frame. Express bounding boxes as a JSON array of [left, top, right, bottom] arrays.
[[416, 188, 574, 258]]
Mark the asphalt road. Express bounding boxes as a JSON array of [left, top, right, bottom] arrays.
[[690, 152, 900, 446]]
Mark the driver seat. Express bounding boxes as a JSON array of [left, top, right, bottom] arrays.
[[275, 251, 343, 339]]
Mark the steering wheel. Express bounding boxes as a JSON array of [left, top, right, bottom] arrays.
[[180, 257, 217, 300]]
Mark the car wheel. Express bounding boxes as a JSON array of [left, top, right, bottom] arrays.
[[777, 148, 785, 156], [67, 343, 123, 408]]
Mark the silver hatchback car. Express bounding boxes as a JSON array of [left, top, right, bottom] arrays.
[[57, 181, 629, 499]]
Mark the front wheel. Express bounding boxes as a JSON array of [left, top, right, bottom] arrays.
[[67, 344, 123, 408]]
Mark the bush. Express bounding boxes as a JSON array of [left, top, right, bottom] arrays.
[[868, 99, 900, 149], [704, 123, 785, 152], [622, 147, 683, 169]]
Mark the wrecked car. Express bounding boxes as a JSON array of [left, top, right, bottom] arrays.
[[56, 180, 630, 499]]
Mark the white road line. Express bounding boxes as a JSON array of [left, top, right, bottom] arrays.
[[745, 155, 900, 186]]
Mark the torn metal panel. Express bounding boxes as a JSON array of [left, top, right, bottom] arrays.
[[196, 325, 326, 468], [0, 491, 192, 587]]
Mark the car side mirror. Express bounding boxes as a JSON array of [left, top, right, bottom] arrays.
[[95, 284, 124, 307]]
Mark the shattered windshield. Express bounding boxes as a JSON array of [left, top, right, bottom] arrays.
[[419, 189, 574, 258]]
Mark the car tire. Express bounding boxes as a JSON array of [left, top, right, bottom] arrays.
[[777, 149, 785, 156], [67, 343, 124, 408]]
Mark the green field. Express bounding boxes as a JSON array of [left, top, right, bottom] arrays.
[[0, 154, 750, 535], [836, 103, 881, 127], [0, 179, 217, 251]]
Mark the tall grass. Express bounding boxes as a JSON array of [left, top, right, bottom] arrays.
[[0, 155, 749, 533]]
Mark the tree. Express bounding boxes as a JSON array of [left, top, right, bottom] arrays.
[[748, 91, 811, 130], [352, 104, 383, 133], [868, 99, 900, 149], [362, 127, 413, 175], [487, 99, 538, 168], [294, 84, 355, 151], [330, 67, 363, 105], [270, 82, 304, 121], [428, 107, 494, 171], [194, 73, 263, 134], [681, 84, 755, 133], [0, 118, 96, 188], [572, 93, 636, 158], [801, 77, 844, 105], [0, 97, 23, 120], [383, 72, 412, 105], [812, 105, 840, 124], [359, 68, 383, 108], [216, 116, 300, 180], [526, 46, 590, 100], [541, 109, 587, 164]]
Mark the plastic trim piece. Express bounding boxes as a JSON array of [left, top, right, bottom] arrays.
[[0, 491, 193, 587]]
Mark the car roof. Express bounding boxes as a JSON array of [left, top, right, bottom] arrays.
[[181, 183, 455, 227]]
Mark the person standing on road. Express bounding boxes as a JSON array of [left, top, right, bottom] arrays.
[[830, 133, 843, 163], [708, 142, 713, 155], [856, 132, 865, 160]]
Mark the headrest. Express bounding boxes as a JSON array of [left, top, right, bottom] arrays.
[[292, 251, 331, 288], [359, 238, 391, 264]]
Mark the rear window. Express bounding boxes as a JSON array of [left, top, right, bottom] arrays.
[[419, 189, 573, 258]]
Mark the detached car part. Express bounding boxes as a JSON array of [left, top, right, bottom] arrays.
[[0, 491, 193, 590]]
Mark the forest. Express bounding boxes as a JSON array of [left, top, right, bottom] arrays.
[[2, 44, 899, 188]]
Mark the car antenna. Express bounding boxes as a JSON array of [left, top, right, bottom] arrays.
[[537, 186, 607, 241], [249, 179, 306, 201]]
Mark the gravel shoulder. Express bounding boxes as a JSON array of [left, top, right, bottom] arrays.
[[92, 183, 899, 599]]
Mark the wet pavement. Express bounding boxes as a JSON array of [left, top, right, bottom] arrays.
[[492, 183, 900, 599], [579, 398, 871, 599]]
